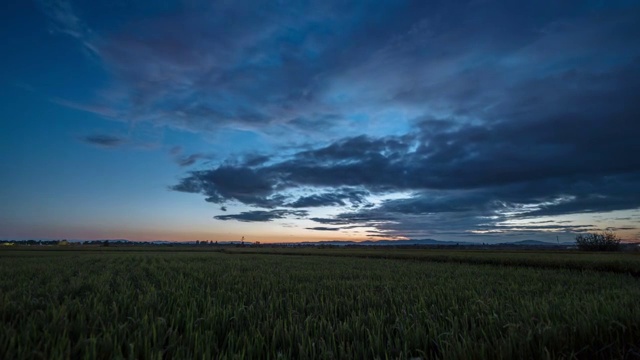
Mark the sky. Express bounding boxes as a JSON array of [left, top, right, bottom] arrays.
[[1, 0, 639, 243]]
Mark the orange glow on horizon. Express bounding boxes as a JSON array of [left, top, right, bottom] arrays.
[[2, 223, 389, 243]]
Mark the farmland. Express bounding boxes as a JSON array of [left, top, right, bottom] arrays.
[[1, 248, 639, 359]]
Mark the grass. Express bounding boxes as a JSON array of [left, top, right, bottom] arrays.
[[1, 248, 639, 359], [225, 247, 640, 277]]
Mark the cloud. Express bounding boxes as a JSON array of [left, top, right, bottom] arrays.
[[167, 146, 213, 166], [608, 227, 637, 231], [306, 227, 340, 231], [214, 209, 308, 222], [173, 90, 640, 236], [171, 166, 282, 208], [173, 93, 640, 205], [37, 0, 99, 56], [310, 212, 398, 227], [43, 1, 639, 144], [41, 1, 371, 135], [176, 153, 213, 167], [80, 134, 126, 148], [37, 1, 640, 240], [287, 189, 370, 208], [242, 154, 270, 167]]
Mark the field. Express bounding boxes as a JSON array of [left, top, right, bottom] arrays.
[[1, 248, 639, 359]]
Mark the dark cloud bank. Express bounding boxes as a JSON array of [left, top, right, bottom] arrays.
[[174, 102, 640, 238]]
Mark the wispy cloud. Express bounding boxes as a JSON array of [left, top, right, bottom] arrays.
[[306, 227, 340, 232], [174, 154, 210, 167], [43, 1, 638, 142], [214, 210, 308, 222], [80, 134, 126, 148], [167, 146, 214, 167], [37, 0, 99, 56]]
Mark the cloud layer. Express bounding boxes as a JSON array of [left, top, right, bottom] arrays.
[[44, 1, 639, 137], [173, 115, 640, 237], [41, 0, 640, 240]]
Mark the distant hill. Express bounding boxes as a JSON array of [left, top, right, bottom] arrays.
[[499, 240, 575, 246], [314, 239, 475, 246], [314, 238, 574, 247]]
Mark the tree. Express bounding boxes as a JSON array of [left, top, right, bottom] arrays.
[[575, 231, 621, 251]]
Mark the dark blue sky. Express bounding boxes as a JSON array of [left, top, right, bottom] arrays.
[[1, 0, 639, 242]]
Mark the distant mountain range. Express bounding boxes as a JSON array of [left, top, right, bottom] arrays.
[[500, 240, 575, 246], [313, 239, 472, 246], [311, 238, 574, 246]]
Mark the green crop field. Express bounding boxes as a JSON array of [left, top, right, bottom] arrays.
[[1, 248, 639, 359]]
